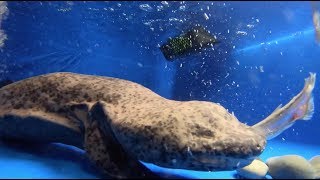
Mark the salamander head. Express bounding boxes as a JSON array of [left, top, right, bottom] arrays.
[[116, 101, 266, 171]]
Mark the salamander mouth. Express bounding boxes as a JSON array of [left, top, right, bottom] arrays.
[[191, 155, 255, 171]]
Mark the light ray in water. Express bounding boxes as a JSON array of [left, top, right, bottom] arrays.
[[235, 28, 314, 55], [7, 50, 83, 80]]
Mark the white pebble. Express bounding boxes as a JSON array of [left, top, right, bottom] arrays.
[[237, 159, 268, 179]]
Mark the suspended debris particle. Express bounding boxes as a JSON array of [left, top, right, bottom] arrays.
[[139, 4, 153, 12], [236, 31, 248, 35], [259, 66, 264, 72], [204, 13, 209, 20], [247, 24, 254, 28], [157, 5, 164, 11], [179, 5, 185, 11], [161, 1, 169, 6]]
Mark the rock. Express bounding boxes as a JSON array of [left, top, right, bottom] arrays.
[[266, 155, 316, 179], [236, 159, 268, 179], [310, 155, 320, 179]]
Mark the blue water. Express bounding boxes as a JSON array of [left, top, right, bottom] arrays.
[[0, 1, 319, 179]]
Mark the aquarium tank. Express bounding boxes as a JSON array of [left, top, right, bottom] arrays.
[[0, 1, 319, 179]]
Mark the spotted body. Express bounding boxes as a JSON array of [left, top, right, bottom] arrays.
[[0, 72, 315, 178]]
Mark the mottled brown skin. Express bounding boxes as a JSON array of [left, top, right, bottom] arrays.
[[0, 72, 266, 177]]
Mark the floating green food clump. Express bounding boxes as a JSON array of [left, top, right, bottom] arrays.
[[168, 36, 193, 54], [160, 25, 220, 61]]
